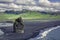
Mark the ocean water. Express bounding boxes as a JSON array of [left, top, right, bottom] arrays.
[[29, 26, 60, 40], [0, 23, 13, 27], [0, 29, 4, 35]]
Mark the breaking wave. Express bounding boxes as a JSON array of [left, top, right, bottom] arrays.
[[29, 26, 60, 40]]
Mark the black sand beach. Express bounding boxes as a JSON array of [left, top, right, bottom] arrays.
[[0, 20, 60, 40]]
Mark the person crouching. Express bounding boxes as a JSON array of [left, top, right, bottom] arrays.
[[13, 17, 24, 33]]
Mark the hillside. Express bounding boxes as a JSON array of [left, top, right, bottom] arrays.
[[0, 11, 60, 21]]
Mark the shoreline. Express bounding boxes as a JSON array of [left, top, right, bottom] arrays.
[[0, 20, 60, 40], [29, 26, 60, 40], [0, 19, 60, 23]]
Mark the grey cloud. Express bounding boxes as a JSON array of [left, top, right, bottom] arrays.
[[15, 0, 36, 5], [0, 0, 14, 3], [0, 0, 60, 12]]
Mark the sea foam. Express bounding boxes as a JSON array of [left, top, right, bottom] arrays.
[[29, 26, 60, 40]]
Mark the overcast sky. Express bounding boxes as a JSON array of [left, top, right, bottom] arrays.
[[0, 0, 60, 12]]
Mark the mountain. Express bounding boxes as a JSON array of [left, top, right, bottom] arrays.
[[4, 9, 60, 15], [4, 9, 28, 14]]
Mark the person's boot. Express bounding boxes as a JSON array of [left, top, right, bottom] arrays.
[[21, 30, 24, 33], [16, 30, 24, 33]]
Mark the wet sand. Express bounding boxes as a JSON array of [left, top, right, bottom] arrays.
[[0, 20, 60, 40]]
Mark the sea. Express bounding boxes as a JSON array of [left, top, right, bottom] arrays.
[[29, 26, 60, 40]]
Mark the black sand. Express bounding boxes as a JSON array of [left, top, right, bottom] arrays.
[[0, 20, 60, 40]]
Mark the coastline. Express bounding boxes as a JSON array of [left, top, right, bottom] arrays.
[[0, 20, 60, 40]]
